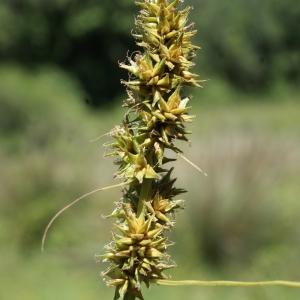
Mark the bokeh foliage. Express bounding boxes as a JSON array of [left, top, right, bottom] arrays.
[[0, 0, 300, 299], [0, 0, 299, 106], [0, 0, 138, 107], [192, 0, 300, 92]]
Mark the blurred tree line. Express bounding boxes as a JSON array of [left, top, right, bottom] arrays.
[[0, 0, 299, 107]]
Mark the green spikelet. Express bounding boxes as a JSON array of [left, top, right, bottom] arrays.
[[97, 1, 202, 299]]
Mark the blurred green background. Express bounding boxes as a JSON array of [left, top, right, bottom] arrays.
[[0, 0, 300, 299]]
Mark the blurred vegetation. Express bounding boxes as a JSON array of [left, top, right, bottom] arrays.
[[0, 0, 300, 299], [0, 0, 299, 106], [0, 0, 139, 107]]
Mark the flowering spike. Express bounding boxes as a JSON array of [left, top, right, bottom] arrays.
[[98, 1, 204, 299]]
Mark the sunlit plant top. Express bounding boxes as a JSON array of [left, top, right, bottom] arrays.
[[94, 1, 204, 299]]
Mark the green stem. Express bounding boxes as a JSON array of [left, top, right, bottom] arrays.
[[124, 292, 136, 300], [151, 279, 300, 288], [114, 289, 136, 300], [137, 178, 152, 217], [137, 151, 154, 217]]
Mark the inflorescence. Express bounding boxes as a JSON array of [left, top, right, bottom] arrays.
[[95, 1, 203, 299]]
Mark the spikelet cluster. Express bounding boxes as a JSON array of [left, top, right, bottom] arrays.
[[95, 1, 202, 299]]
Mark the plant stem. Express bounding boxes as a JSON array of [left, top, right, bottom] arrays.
[[137, 178, 152, 217], [114, 289, 136, 300], [137, 151, 154, 217], [152, 279, 300, 288], [124, 292, 136, 300]]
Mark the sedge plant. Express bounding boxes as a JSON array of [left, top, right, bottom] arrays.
[[42, 1, 300, 299], [95, 1, 205, 298]]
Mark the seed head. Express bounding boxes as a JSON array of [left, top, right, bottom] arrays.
[[99, 1, 202, 299]]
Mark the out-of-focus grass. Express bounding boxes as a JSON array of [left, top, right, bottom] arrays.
[[0, 65, 299, 300]]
